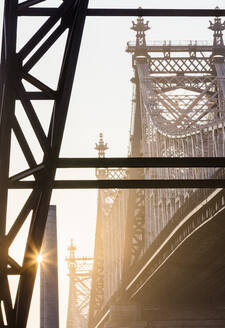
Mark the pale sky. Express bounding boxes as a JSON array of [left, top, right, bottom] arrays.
[[0, 0, 225, 327]]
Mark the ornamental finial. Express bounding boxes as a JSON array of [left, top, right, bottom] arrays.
[[95, 133, 108, 158], [131, 8, 150, 49], [208, 8, 225, 48], [66, 239, 76, 274]]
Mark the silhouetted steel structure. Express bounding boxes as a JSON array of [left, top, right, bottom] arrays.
[[89, 13, 225, 328], [66, 240, 92, 328], [0, 1, 225, 327]]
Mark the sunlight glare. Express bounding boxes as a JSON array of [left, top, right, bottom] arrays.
[[37, 254, 43, 264]]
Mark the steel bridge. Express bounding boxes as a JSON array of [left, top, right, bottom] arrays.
[[1, 1, 225, 327], [66, 240, 93, 328], [89, 11, 225, 328]]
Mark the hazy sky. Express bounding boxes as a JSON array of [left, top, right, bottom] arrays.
[[0, 0, 225, 327]]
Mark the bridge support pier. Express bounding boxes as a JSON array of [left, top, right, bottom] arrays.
[[104, 304, 147, 328]]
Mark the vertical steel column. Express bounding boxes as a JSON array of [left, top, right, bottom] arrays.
[[0, 1, 18, 326]]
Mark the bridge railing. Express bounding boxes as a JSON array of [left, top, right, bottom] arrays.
[[127, 40, 212, 47]]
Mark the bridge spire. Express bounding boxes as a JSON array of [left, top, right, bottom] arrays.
[[209, 8, 225, 55], [66, 240, 93, 328], [95, 133, 108, 158], [66, 239, 76, 273], [66, 239, 78, 328], [131, 8, 150, 55]]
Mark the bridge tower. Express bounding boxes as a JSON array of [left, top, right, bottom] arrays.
[[89, 13, 225, 328], [209, 7, 225, 53], [66, 240, 93, 328]]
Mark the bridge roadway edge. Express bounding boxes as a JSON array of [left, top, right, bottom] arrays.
[[92, 186, 225, 328], [125, 188, 225, 302]]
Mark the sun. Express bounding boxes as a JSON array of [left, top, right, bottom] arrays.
[[37, 254, 43, 264]]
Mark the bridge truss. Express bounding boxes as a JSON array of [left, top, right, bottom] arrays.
[[0, 1, 225, 327], [66, 240, 93, 328], [89, 11, 225, 328]]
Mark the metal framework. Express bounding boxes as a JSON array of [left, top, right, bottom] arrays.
[[0, 2, 225, 327], [0, 1, 88, 326], [124, 13, 225, 289], [66, 240, 93, 328], [89, 11, 225, 328]]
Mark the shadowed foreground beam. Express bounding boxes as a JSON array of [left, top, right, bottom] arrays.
[[8, 179, 225, 189], [86, 8, 225, 17], [18, 8, 225, 17], [57, 157, 225, 168]]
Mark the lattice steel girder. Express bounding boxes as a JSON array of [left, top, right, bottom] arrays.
[[89, 197, 104, 323], [149, 57, 212, 74], [141, 76, 216, 95], [67, 255, 93, 322], [0, 0, 88, 326]]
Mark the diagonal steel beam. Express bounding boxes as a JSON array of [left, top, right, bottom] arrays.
[[22, 21, 69, 72], [17, 81, 50, 153], [9, 164, 44, 182], [18, 0, 47, 10], [21, 72, 56, 96], [12, 117, 37, 169], [18, 0, 75, 60], [8, 257, 22, 275], [6, 191, 37, 247]]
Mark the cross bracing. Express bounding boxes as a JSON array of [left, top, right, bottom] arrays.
[[66, 240, 93, 328]]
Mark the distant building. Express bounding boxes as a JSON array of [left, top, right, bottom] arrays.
[[40, 205, 59, 328]]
